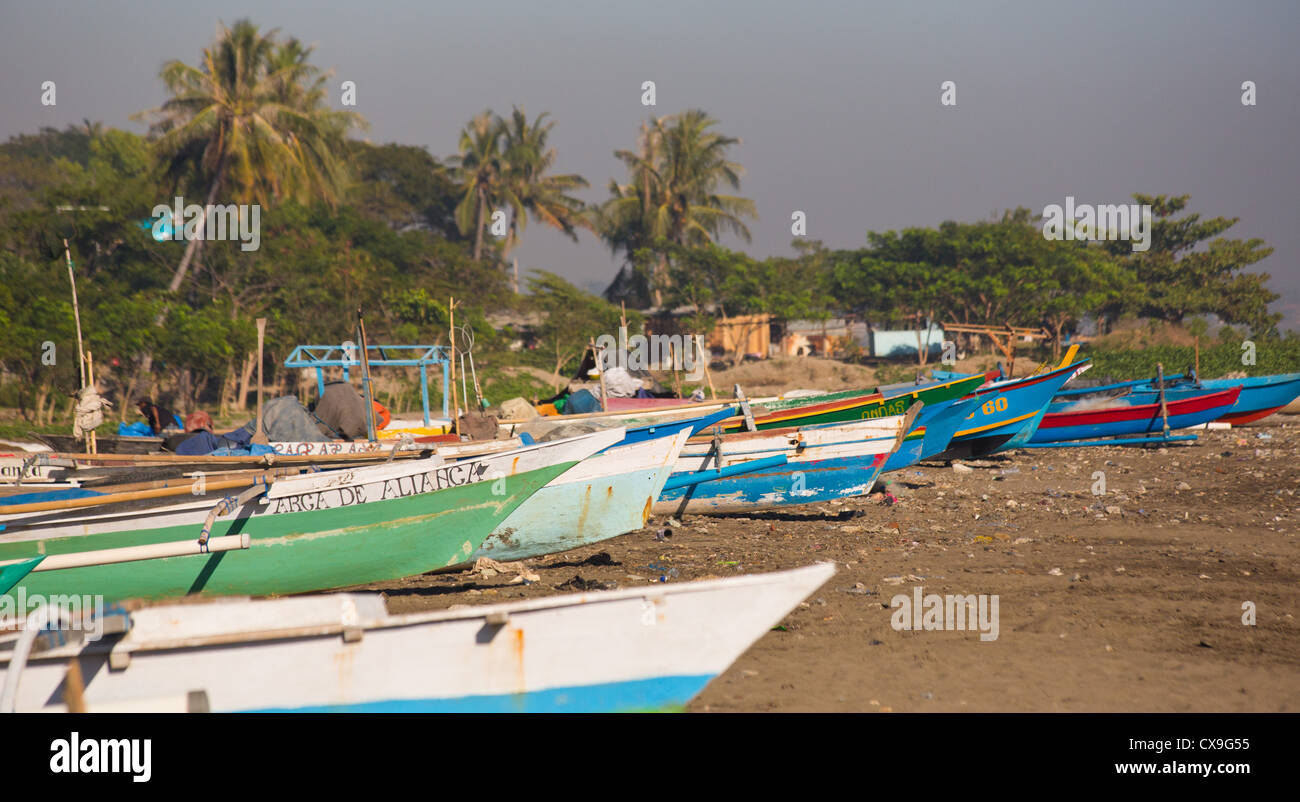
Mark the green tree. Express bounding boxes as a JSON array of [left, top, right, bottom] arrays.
[[527, 271, 626, 386], [829, 239, 946, 366], [1037, 240, 1129, 359], [346, 142, 462, 238], [599, 110, 756, 306], [452, 111, 513, 262], [136, 19, 365, 291], [1102, 194, 1279, 335], [499, 107, 590, 258], [657, 242, 825, 365]]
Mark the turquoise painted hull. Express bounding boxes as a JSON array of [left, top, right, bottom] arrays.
[[249, 673, 714, 713], [470, 464, 670, 563]]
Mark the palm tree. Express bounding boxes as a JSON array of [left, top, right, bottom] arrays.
[[136, 19, 364, 292], [452, 108, 590, 263], [451, 111, 513, 262], [499, 107, 590, 256], [599, 110, 756, 306]]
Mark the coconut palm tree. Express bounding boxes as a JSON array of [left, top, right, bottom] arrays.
[[499, 107, 590, 256], [453, 108, 590, 263], [451, 111, 514, 262], [136, 19, 364, 292], [599, 110, 756, 306]]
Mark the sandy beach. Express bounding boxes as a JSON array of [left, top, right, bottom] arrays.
[[364, 419, 1300, 712]]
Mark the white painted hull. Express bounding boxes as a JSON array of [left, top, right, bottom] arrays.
[[1, 564, 835, 713], [673, 416, 906, 473], [471, 430, 692, 563]]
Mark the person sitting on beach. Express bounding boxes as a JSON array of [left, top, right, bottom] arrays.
[[136, 398, 178, 435]]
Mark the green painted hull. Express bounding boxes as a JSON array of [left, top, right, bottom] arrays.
[[727, 375, 985, 431], [1, 462, 574, 602]]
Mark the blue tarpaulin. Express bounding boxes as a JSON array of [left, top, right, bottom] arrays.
[[0, 488, 104, 505]]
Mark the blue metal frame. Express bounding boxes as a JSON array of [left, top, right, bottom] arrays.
[[283, 344, 451, 427]]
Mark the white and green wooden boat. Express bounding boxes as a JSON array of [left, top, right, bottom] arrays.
[[0, 430, 622, 602]]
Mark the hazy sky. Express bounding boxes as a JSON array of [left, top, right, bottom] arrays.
[[3, 0, 1298, 328]]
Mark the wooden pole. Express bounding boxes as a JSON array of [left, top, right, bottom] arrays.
[[63, 239, 86, 390], [590, 337, 609, 411], [669, 341, 684, 399], [64, 660, 87, 714], [696, 334, 717, 400], [0, 474, 279, 515], [1006, 324, 1017, 377], [1156, 362, 1171, 437], [0, 533, 250, 572], [733, 384, 757, 432], [30, 449, 427, 466], [85, 351, 97, 455], [1194, 336, 1200, 378], [357, 310, 377, 442], [251, 319, 269, 445], [449, 297, 460, 435]]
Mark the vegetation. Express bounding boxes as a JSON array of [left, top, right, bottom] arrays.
[[0, 18, 1289, 432], [1086, 335, 1300, 382]]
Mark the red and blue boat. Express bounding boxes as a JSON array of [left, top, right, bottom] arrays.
[[1028, 386, 1242, 444], [1050, 372, 1300, 425]]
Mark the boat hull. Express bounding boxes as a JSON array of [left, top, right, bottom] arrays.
[[2, 564, 836, 713], [936, 362, 1086, 459], [1029, 387, 1242, 443], [657, 417, 906, 515], [1, 462, 574, 602], [723, 374, 985, 432], [469, 431, 691, 563], [1049, 373, 1300, 425], [655, 452, 887, 515], [880, 396, 970, 473]]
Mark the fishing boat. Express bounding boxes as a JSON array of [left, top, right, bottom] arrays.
[[720, 373, 986, 432], [0, 563, 835, 713], [879, 395, 975, 473], [1051, 372, 1300, 425], [497, 374, 984, 436], [0, 430, 622, 601], [466, 425, 693, 564], [931, 361, 1089, 459], [1027, 387, 1242, 444], [654, 413, 913, 515], [0, 453, 64, 489]]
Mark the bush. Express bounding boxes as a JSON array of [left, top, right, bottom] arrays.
[[1083, 337, 1300, 381]]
